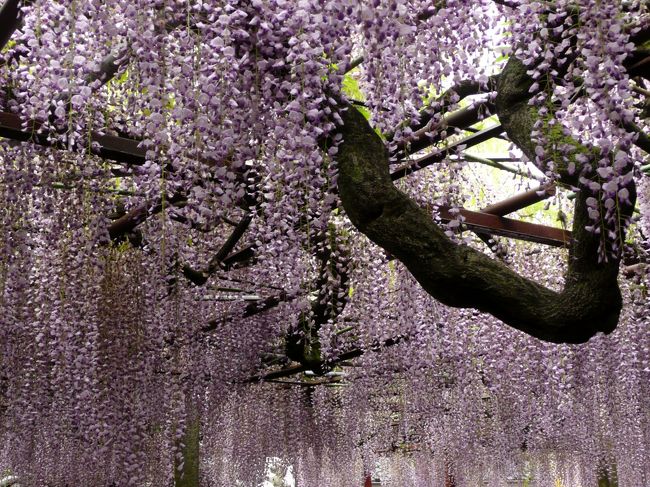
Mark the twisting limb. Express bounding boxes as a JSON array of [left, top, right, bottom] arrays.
[[335, 57, 636, 344], [181, 214, 253, 286], [0, 0, 30, 50], [284, 219, 352, 371], [108, 193, 186, 241], [390, 74, 500, 159], [623, 120, 650, 154]]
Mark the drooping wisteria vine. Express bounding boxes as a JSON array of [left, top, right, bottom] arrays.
[[0, 0, 648, 486]]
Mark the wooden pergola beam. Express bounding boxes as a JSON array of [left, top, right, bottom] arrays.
[[1, 110, 567, 247], [0, 111, 146, 165]]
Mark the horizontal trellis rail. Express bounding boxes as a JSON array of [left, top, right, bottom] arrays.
[[437, 206, 570, 247], [0, 111, 146, 165], [0, 110, 570, 248]]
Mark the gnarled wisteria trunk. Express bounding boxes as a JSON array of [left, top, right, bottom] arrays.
[[0, 0, 648, 486]]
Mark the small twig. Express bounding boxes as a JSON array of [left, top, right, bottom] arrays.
[[461, 153, 531, 178], [631, 84, 650, 98]]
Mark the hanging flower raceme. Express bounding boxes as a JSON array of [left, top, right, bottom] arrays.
[[0, 0, 648, 485]]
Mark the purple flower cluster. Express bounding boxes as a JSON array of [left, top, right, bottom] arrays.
[[0, 0, 647, 485]]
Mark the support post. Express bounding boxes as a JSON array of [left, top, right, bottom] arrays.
[[174, 412, 200, 487], [597, 464, 618, 487]]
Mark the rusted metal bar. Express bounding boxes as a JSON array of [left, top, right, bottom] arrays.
[[469, 184, 555, 255], [480, 184, 555, 216], [438, 206, 570, 247], [390, 124, 504, 180]]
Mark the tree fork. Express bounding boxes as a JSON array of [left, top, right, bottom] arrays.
[[335, 58, 635, 344]]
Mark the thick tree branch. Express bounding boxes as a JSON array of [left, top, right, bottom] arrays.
[[0, 0, 28, 51], [285, 226, 351, 370], [391, 101, 495, 160], [624, 120, 650, 154], [335, 57, 635, 342], [181, 214, 253, 286], [108, 193, 185, 241]]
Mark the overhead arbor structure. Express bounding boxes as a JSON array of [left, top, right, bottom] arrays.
[[0, 0, 649, 486]]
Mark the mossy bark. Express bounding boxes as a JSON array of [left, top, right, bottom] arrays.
[[335, 56, 635, 344]]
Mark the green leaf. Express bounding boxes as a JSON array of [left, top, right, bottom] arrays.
[[342, 74, 364, 101], [116, 70, 129, 84]]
